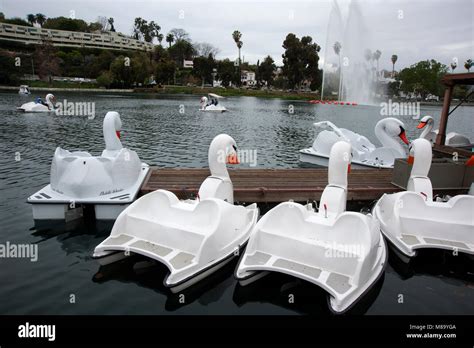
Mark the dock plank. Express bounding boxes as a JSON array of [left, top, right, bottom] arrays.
[[140, 168, 400, 202]]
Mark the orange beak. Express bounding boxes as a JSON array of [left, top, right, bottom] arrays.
[[399, 131, 409, 145], [347, 164, 351, 173], [407, 155, 414, 165], [226, 153, 240, 164], [465, 155, 474, 167], [116, 131, 121, 139], [417, 122, 427, 129]]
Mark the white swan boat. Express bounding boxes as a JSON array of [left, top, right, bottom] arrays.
[[300, 118, 410, 169], [200, 93, 227, 112], [236, 141, 387, 314], [28, 111, 150, 220], [18, 85, 31, 95], [373, 138, 474, 261], [93, 134, 258, 292], [417, 115, 472, 147], [17, 93, 57, 112]]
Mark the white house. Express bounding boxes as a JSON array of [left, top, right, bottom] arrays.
[[241, 70, 256, 86]]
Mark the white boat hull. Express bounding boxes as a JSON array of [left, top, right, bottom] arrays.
[[28, 164, 149, 220], [299, 148, 393, 169]]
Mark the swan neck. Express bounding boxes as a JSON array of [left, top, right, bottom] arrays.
[[103, 116, 122, 151], [374, 121, 405, 157]]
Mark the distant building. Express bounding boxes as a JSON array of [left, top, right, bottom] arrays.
[[0, 22, 154, 51], [241, 70, 256, 86], [183, 60, 194, 68]]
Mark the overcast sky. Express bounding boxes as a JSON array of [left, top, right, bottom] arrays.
[[1, 0, 472, 71]]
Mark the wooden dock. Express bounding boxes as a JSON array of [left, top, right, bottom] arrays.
[[140, 168, 403, 203]]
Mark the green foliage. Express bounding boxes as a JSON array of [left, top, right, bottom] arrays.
[[258, 55, 276, 86], [216, 59, 237, 87], [133, 18, 161, 43], [282, 33, 321, 90], [0, 52, 19, 84], [192, 54, 216, 86], [43, 17, 89, 32], [168, 40, 195, 65], [396, 59, 448, 98], [96, 70, 113, 87], [3, 17, 32, 26]]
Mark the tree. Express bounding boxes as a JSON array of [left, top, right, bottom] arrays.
[[27, 14, 36, 26], [35, 14, 46, 27], [232, 30, 243, 85], [465, 59, 473, 72], [166, 33, 174, 47], [35, 41, 61, 84], [96, 70, 113, 88], [168, 39, 195, 65], [157, 33, 164, 46], [169, 28, 189, 42], [132, 18, 161, 43], [108, 17, 115, 32], [0, 13, 5, 21], [450, 62, 457, 72], [217, 59, 237, 87], [391, 54, 398, 76], [193, 54, 215, 87], [43, 17, 89, 32], [194, 42, 220, 59], [396, 59, 448, 99], [281, 33, 321, 90], [373, 49, 382, 75], [258, 55, 276, 86], [110, 56, 133, 87]]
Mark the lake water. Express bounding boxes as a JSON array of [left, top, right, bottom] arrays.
[[0, 91, 473, 314]]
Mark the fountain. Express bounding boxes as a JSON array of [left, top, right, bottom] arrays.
[[321, 0, 377, 105]]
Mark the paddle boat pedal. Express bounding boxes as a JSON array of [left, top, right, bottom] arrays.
[[373, 138, 474, 259], [27, 111, 149, 220], [236, 141, 387, 313], [93, 134, 258, 292]]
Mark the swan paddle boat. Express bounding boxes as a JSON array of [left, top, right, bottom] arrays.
[[93, 134, 258, 292], [236, 141, 387, 314], [373, 138, 474, 261], [18, 85, 31, 95], [200, 93, 227, 112], [17, 93, 57, 112], [417, 115, 472, 147], [300, 118, 410, 169], [27, 111, 150, 220]]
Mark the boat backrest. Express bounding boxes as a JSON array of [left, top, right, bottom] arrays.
[[407, 176, 433, 201], [319, 185, 347, 218]]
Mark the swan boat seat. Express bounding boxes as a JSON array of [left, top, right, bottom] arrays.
[[236, 141, 387, 313], [93, 134, 258, 292], [373, 138, 474, 259]]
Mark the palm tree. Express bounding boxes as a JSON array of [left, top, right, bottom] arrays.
[[157, 33, 164, 46], [465, 59, 473, 72], [373, 50, 382, 76], [35, 13, 46, 27], [232, 30, 243, 85], [108, 17, 115, 32], [391, 54, 398, 77], [450, 62, 457, 72], [27, 14, 36, 26], [166, 33, 174, 47]]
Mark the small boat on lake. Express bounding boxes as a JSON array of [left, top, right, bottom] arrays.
[[17, 93, 56, 112], [299, 118, 410, 169], [18, 85, 31, 95], [93, 134, 258, 293], [236, 141, 387, 314], [373, 138, 474, 261], [200, 93, 227, 112], [27, 111, 149, 221]]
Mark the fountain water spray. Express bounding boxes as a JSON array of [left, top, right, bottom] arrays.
[[321, 0, 377, 105]]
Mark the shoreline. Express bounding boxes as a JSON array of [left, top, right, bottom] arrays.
[[1, 85, 473, 106]]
